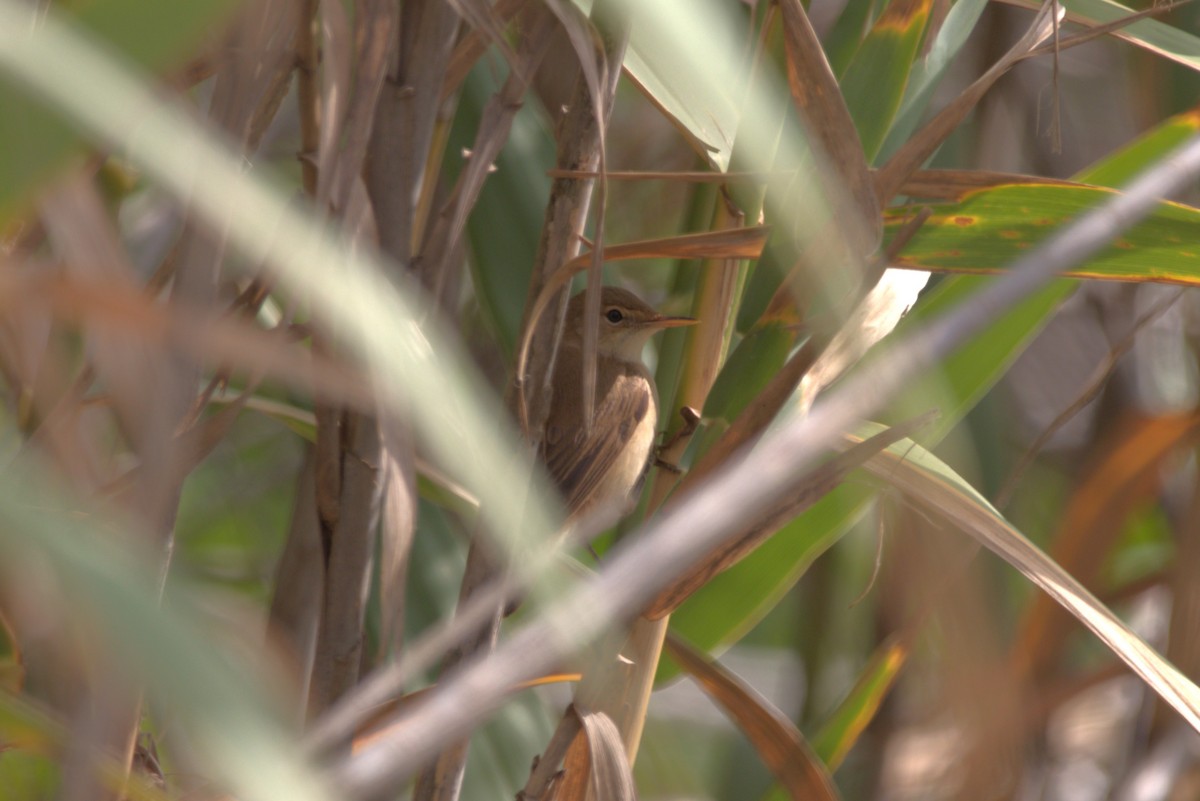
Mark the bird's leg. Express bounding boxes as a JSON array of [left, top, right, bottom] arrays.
[[655, 406, 701, 472]]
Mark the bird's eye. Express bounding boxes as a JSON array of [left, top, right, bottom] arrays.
[[605, 308, 624, 324]]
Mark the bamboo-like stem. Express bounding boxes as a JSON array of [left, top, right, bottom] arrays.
[[296, 0, 320, 198], [306, 0, 399, 718]]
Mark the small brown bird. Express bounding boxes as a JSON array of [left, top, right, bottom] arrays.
[[542, 287, 695, 520]]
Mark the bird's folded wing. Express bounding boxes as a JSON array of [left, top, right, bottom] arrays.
[[542, 369, 653, 516]]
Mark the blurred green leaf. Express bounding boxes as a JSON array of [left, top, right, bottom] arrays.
[[175, 414, 300, 600], [0, 691, 167, 801], [0, 615, 19, 694], [0, 665, 20, 695], [0, 0, 240, 220], [839, 0, 931, 162], [0, 692, 56, 755]]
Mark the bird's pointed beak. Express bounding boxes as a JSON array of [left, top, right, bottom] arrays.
[[648, 315, 698, 329]]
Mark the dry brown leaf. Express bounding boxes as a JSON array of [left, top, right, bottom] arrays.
[[547, 706, 637, 801], [664, 633, 840, 801], [778, 0, 879, 242]]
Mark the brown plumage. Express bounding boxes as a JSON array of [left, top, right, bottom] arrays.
[[541, 287, 694, 518]]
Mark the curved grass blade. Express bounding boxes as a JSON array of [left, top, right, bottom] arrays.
[[1011, 413, 1200, 680], [843, 424, 1200, 733], [671, 106, 1200, 681]]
